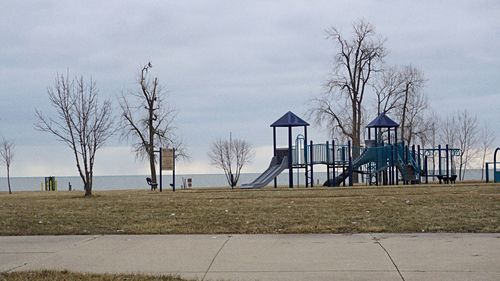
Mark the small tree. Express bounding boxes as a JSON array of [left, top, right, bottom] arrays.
[[119, 63, 184, 190], [478, 123, 495, 180], [208, 137, 254, 188], [0, 136, 14, 194], [35, 73, 114, 196]]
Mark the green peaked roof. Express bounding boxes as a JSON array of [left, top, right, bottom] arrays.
[[271, 111, 310, 127]]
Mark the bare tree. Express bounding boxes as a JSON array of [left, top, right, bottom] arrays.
[[440, 113, 457, 147], [373, 65, 427, 145], [417, 109, 439, 148], [208, 137, 254, 188], [0, 136, 14, 194], [478, 123, 495, 180], [120, 63, 184, 190], [310, 19, 385, 179], [395, 65, 426, 144], [417, 110, 441, 175], [440, 110, 478, 180], [456, 110, 479, 180], [35, 73, 114, 196], [374, 66, 405, 115]]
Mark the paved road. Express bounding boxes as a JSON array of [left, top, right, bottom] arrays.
[[1, 233, 499, 281]]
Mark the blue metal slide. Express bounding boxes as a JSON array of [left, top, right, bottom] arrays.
[[241, 156, 288, 189], [323, 147, 379, 186], [324, 144, 420, 186]]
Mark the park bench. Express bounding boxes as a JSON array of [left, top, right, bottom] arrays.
[[146, 177, 158, 190], [437, 175, 457, 184]]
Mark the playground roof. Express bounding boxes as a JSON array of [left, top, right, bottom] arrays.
[[366, 113, 399, 128], [271, 111, 310, 127]]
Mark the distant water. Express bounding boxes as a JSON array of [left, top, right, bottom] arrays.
[[0, 169, 494, 192]]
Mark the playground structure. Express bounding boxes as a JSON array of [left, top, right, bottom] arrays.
[[243, 112, 461, 188], [485, 147, 500, 183]]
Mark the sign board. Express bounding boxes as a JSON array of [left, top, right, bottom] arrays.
[[161, 148, 174, 171]]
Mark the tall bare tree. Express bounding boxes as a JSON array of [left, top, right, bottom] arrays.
[[310, 19, 385, 178], [208, 137, 254, 188], [374, 66, 404, 115], [440, 110, 478, 180], [478, 123, 495, 180], [0, 136, 14, 194], [374, 65, 427, 144], [35, 73, 114, 196], [456, 110, 479, 180], [397, 66, 426, 144], [120, 63, 183, 190], [417, 110, 440, 174]]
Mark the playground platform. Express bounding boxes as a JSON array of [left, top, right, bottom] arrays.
[[2, 234, 499, 281]]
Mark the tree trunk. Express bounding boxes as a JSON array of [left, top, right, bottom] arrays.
[[148, 102, 157, 190], [401, 84, 410, 144], [84, 182, 92, 197], [481, 151, 486, 180], [149, 151, 157, 190], [351, 133, 361, 184], [350, 102, 361, 184], [7, 165, 11, 194]]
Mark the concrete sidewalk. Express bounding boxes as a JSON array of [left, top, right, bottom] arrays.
[[1, 233, 499, 281]]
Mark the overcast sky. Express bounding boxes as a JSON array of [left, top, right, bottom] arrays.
[[1, 0, 499, 177]]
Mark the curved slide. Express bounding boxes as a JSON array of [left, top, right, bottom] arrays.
[[241, 156, 288, 189], [324, 144, 420, 186], [323, 147, 382, 186]]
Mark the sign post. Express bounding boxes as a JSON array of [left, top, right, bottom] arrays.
[[161, 148, 175, 191]]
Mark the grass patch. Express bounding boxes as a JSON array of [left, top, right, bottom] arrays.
[[0, 184, 498, 235], [0, 270, 190, 281]]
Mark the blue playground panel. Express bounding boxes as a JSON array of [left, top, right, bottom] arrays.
[[495, 172, 500, 183]]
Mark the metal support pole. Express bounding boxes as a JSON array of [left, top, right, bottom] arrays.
[[445, 144, 450, 178], [159, 149, 162, 192], [332, 140, 336, 184], [348, 140, 353, 186], [424, 155, 429, 184], [172, 148, 176, 192], [395, 144, 399, 185], [412, 145, 416, 162], [494, 148, 500, 183], [438, 144, 442, 177], [288, 126, 293, 188], [273, 127, 277, 188], [326, 141, 330, 185], [310, 140, 314, 187], [417, 145, 421, 183], [485, 162, 489, 183], [390, 145, 394, 185], [342, 165, 346, 187], [304, 126, 308, 187]]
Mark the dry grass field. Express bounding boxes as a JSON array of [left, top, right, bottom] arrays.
[[0, 184, 498, 235], [0, 270, 189, 281]]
